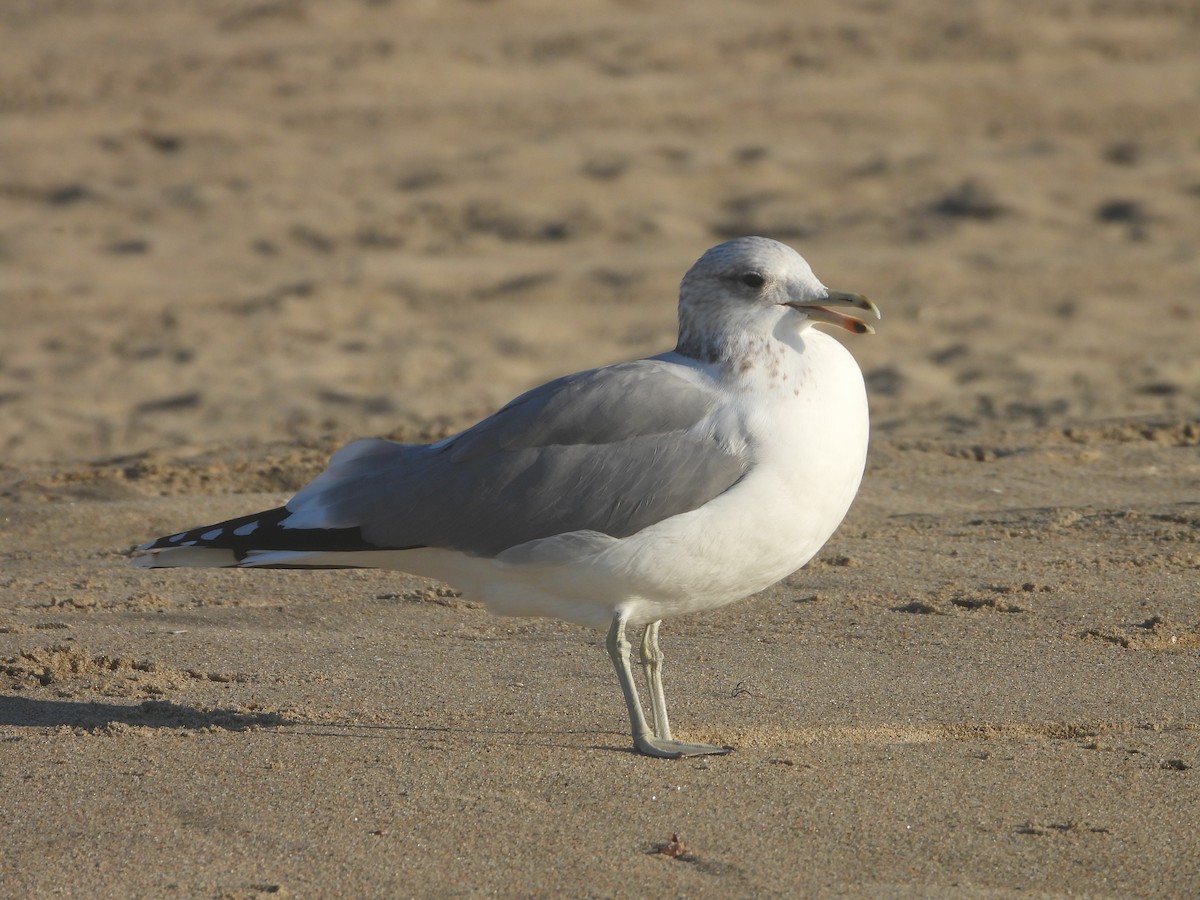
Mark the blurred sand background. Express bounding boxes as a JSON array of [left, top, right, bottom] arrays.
[[1, 0, 1199, 896]]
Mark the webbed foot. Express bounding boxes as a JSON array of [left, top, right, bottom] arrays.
[[634, 734, 733, 759]]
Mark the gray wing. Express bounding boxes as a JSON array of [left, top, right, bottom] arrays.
[[283, 357, 749, 556]]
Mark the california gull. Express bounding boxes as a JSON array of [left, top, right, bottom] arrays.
[[133, 236, 880, 758]]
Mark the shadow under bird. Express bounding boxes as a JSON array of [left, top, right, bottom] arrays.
[[133, 235, 880, 758]]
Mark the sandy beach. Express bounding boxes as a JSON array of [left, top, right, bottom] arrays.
[[2, 1, 1198, 896]]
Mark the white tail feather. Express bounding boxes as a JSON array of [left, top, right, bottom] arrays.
[[132, 547, 240, 568]]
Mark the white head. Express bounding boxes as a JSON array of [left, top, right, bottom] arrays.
[[675, 236, 878, 363]]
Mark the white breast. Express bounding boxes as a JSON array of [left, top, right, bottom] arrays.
[[607, 328, 870, 624]]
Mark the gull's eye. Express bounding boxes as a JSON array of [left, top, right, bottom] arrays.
[[741, 272, 766, 289]]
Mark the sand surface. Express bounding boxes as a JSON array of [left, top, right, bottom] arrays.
[[2, 1, 1199, 896]]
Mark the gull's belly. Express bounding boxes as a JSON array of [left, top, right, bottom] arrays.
[[615, 433, 865, 621]]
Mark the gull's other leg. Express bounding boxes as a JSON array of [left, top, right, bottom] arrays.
[[640, 620, 672, 741], [606, 613, 732, 759]]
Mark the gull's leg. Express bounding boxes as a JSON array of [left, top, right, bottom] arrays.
[[607, 613, 654, 750], [606, 613, 732, 759], [640, 620, 672, 741]]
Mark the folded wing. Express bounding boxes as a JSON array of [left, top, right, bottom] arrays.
[[280, 357, 750, 556]]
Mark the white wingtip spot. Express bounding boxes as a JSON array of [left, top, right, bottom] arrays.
[[233, 521, 259, 536], [201, 528, 223, 541], [168, 533, 187, 543]]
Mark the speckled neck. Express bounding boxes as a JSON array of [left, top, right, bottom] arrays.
[[676, 303, 799, 376], [674, 327, 726, 365]]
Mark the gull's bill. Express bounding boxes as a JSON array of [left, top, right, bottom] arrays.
[[786, 290, 881, 334]]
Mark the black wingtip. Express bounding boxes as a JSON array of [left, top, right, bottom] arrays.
[[137, 506, 387, 560]]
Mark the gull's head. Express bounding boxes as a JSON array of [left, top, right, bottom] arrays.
[[676, 236, 880, 363]]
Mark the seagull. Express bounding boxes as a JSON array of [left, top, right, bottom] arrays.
[[133, 236, 880, 758]]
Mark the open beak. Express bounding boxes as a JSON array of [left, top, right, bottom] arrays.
[[784, 290, 881, 335]]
